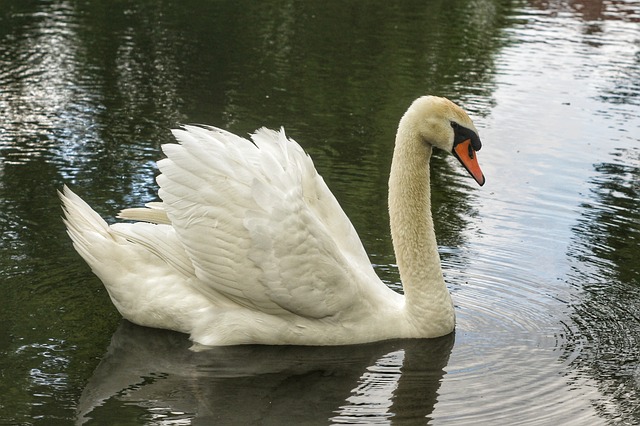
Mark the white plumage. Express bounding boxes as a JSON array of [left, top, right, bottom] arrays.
[[60, 96, 485, 346]]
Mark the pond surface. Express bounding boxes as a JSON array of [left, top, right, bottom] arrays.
[[1, 0, 639, 424]]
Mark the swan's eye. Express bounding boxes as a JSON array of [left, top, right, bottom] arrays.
[[451, 122, 482, 151]]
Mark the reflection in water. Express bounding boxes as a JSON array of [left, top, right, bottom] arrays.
[[0, 1, 91, 166], [567, 145, 640, 420], [458, 1, 640, 423], [446, 7, 640, 422], [77, 322, 454, 425]]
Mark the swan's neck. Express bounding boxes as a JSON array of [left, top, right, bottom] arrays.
[[388, 123, 454, 331]]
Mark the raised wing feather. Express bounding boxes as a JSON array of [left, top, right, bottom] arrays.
[[157, 126, 374, 319]]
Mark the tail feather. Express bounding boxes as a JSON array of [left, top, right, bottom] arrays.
[[59, 185, 207, 333], [59, 185, 117, 265]]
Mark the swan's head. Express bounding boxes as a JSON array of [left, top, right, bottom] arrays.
[[402, 96, 486, 186]]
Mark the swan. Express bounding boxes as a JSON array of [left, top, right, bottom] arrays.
[[60, 95, 485, 346]]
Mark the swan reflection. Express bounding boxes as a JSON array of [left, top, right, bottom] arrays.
[[77, 322, 454, 424]]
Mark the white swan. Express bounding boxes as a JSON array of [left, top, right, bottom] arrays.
[[60, 96, 485, 346]]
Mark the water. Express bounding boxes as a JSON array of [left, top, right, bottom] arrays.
[[1, 0, 638, 424]]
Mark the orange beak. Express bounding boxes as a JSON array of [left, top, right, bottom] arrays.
[[453, 139, 485, 186]]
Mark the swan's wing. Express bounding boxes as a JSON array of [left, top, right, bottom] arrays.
[[156, 126, 375, 319]]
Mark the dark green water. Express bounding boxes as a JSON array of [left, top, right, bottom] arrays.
[[1, 0, 638, 424]]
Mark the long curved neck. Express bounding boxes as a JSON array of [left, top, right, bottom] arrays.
[[388, 120, 452, 326]]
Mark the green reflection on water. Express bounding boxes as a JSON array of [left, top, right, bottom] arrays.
[[567, 145, 640, 420]]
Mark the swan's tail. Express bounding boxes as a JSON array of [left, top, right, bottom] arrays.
[[59, 186, 207, 332], [59, 185, 117, 266]]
